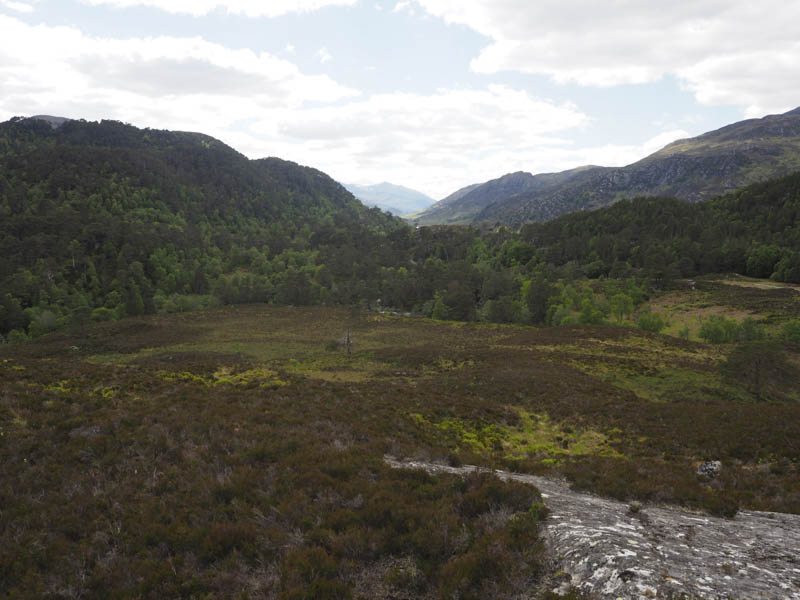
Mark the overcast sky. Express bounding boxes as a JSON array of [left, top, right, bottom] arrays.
[[1, 0, 798, 198]]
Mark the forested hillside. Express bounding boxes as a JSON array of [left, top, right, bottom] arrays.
[[0, 117, 404, 337], [523, 171, 800, 283], [2, 116, 800, 343]]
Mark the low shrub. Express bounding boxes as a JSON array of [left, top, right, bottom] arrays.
[[636, 309, 665, 333], [91, 307, 117, 322], [782, 318, 800, 343]]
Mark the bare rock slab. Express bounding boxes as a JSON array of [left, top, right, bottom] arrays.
[[385, 458, 800, 599]]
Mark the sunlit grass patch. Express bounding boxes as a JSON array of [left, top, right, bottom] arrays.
[[80, 305, 491, 382], [280, 354, 388, 382], [42, 380, 78, 394], [501, 332, 721, 387], [413, 409, 623, 464], [159, 366, 288, 389], [652, 293, 756, 339], [607, 368, 752, 404], [504, 411, 623, 462], [0, 359, 26, 372], [422, 357, 475, 375]]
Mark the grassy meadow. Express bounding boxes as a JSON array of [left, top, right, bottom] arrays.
[[2, 284, 800, 598]]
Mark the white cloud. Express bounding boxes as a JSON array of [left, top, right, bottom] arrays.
[[0, 0, 34, 12], [0, 13, 694, 199], [0, 14, 357, 129], [250, 85, 590, 197], [575, 130, 691, 170], [273, 105, 692, 197], [412, 0, 800, 116], [316, 47, 333, 64], [81, 0, 356, 17]]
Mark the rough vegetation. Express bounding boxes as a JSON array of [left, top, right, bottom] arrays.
[[3, 302, 800, 597]]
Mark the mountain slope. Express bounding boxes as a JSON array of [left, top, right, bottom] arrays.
[[0, 116, 403, 335], [520, 170, 800, 283], [0, 116, 366, 221], [344, 182, 434, 215], [413, 107, 800, 226], [404, 182, 480, 223], [409, 168, 596, 225]]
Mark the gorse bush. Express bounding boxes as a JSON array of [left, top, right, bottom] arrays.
[[699, 316, 737, 344], [90, 306, 117, 322], [544, 279, 648, 328], [154, 293, 219, 314], [25, 308, 61, 337], [6, 328, 29, 343]]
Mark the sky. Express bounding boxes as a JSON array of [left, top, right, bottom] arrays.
[[1, 1, 798, 199]]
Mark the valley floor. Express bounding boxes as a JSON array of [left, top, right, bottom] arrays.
[[2, 303, 799, 598]]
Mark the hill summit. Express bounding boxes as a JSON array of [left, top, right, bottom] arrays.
[[0, 116, 401, 335]]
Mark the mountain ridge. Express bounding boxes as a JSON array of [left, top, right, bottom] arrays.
[[412, 107, 800, 226]]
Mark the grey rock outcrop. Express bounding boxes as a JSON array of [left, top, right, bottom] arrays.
[[696, 460, 723, 479], [386, 458, 800, 599]]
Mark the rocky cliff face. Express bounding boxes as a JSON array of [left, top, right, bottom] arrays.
[[414, 107, 800, 226]]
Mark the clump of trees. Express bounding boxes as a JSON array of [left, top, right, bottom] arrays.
[[722, 341, 800, 401], [698, 316, 765, 344]]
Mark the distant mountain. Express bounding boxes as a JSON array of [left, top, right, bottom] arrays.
[[344, 182, 434, 215], [404, 183, 481, 223], [411, 107, 800, 226], [408, 169, 594, 225]]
